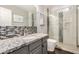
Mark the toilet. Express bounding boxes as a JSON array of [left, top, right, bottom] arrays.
[[47, 39, 57, 52]]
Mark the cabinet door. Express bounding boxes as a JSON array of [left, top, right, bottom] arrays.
[[30, 45, 42, 54], [29, 39, 41, 51], [9, 46, 29, 54], [42, 42, 47, 54]]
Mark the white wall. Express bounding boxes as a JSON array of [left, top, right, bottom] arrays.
[[36, 6, 47, 34], [0, 7, 12, 26], [49, 8, 59, 41]]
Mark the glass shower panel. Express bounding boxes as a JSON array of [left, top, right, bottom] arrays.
[[59, 12, 63, 43], [63, 6, 76, 46]]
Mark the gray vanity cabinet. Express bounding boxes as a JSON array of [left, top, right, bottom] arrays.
[[8, 36, 48, 54], [28, 37, 48, 54]]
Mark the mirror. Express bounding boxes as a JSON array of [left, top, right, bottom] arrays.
[[0, 5, 36, 26]]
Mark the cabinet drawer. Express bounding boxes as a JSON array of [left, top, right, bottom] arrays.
[[30, 45, 42, 54], [43, 42, 47, 54], [29, 39, 41, 51]]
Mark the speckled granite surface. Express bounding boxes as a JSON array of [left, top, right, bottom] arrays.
[[0, 33, 48, 54]]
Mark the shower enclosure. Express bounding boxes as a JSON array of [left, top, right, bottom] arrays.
[[49, 5, 79, 51], [58, 6, 77, 47]]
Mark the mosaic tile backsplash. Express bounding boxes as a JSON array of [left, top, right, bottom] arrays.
[[0, 26, 37, 39]]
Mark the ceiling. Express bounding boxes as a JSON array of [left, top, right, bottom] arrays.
[[15, 5, 36, 12], [15, 5, 71, 12], [39, 5, 71, 9]]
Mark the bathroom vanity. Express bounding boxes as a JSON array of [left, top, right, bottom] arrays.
[[0, 33, 48, 54], [0, 6, 48, 54]]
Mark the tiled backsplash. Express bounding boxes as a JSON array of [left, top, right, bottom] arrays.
[[0, 26, 37, 39]]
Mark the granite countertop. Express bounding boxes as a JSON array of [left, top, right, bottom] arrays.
[[0, 33, 48, 54]]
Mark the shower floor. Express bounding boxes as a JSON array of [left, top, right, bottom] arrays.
[[56, 42, 79, 54]]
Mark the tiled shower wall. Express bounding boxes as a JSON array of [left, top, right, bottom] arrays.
[[0, 26, 37, 39]]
